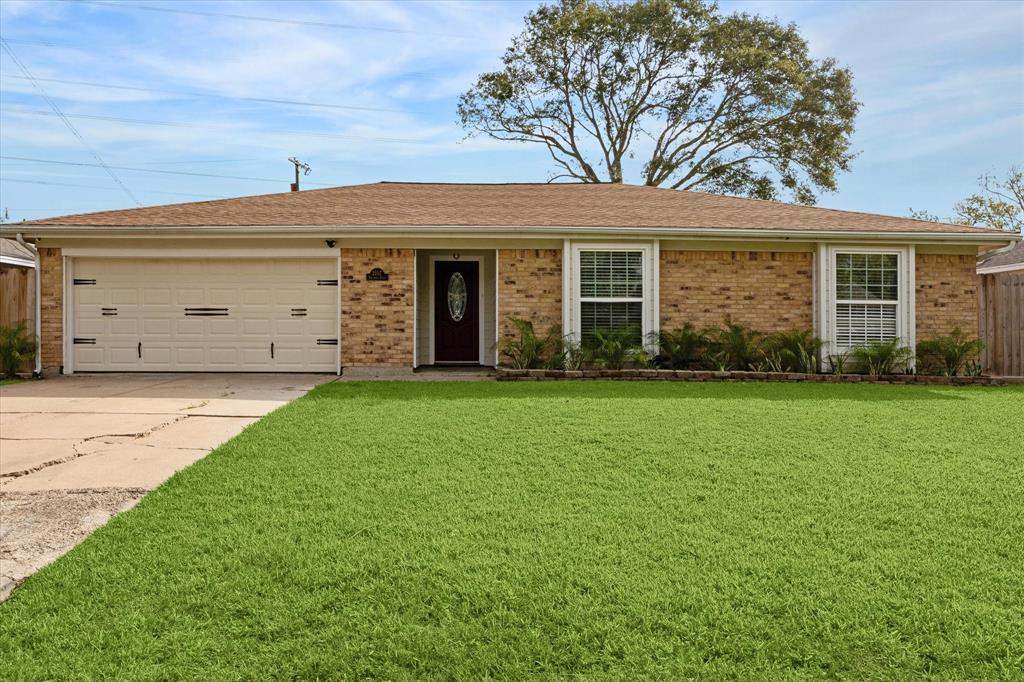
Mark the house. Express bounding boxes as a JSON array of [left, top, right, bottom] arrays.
[[977, 240, 1024, 376], [0, 237, 37, 331], [1, 182, 1017, 376]]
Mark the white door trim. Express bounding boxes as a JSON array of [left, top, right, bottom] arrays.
[[427, 254, 485, 365]]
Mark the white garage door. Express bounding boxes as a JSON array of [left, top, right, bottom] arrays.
[[71, 258, 338, 372]]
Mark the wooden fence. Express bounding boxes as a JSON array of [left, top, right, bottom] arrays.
[[0, 265, 34, 330], [978, 270, 1024, 377]]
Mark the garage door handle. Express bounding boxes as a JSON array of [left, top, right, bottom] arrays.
[[138, 342, 142, 359], [270, 342, 274, 359]]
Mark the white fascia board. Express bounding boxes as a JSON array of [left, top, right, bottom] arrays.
[[3, 225, 1018, 245], [0, 255, 36, 268], [977, 262, 1024, 275]]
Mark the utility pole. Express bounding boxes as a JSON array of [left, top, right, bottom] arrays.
[[289, 157, 311, 192]]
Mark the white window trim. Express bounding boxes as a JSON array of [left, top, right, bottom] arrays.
[[816, 243, 915, 363], [565, 242, 658, 347]]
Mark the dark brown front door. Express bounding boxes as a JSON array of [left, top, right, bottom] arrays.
[[434, 260, 479, 363]]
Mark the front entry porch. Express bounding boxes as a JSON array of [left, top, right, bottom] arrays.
[[414, 249, 497, 368]]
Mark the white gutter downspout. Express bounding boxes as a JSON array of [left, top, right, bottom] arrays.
[[15, 233, 42, 376]]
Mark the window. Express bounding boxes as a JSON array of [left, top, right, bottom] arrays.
[[833, 252, 899, 349], [578, 250, 644, 343]]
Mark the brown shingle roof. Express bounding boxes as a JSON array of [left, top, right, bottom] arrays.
[[15, 181, 1007, 234]]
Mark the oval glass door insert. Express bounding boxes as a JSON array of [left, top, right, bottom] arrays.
[[447, 272, 467, 322]]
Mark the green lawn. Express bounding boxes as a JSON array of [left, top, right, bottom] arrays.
[[2, 382, 1022, 679]]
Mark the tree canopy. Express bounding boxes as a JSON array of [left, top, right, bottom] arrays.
[[459, 0, 859, 205], [910, 166, 1023, 232]]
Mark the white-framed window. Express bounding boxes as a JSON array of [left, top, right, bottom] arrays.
[[816, 244, 915, 357], [834, 252, 899, 349], [566, 243, 657, 345]]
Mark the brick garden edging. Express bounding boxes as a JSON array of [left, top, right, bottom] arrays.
[[496, 368, 1021, 386]]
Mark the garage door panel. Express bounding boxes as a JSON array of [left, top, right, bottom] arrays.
[[142, 318, 170, 335], [110, 288, 139, 305], [72, 257, 338, 372], [144, 288, 172, 305]]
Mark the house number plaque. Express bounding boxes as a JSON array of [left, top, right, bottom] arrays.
[[366, 268, 389, 281]]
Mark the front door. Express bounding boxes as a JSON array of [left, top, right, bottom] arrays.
[[434, 260, 479, 363]]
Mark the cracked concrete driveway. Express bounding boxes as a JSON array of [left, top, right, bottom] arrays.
[[0, 373, 332, 599]]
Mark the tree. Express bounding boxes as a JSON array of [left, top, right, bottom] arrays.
[[952, 166, 1023, 232], [458, 0, 859, 205], [909, 166, 1023, 232]]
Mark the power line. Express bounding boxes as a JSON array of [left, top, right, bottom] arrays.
[[0, 176, 225, 198], [0, 73, 403, 114], [1, 106, 435, 144], [0, 155, 335, 186], [0, 38, 141, 206], [76, 0, 473, 38]]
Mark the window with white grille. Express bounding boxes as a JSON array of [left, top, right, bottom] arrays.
[[578, 250, 644, 343], [833, 252, 900, 349]]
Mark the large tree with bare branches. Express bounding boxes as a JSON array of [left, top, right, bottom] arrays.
[[458, 0, 859, 204]]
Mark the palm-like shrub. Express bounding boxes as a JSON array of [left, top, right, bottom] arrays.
[[499, 318, 548, 369], [708, 321, 762, 370], [0, 323, 36, 378], [585, 328, 642, 370], [849, 339, 914, 376], [545, 331, 584, 371], [762, 330, 824, 373], [916, 328, 985, 376], [650, 323, 709, 370]]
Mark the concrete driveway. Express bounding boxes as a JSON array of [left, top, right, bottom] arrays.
[[0, 373, 332, 599]]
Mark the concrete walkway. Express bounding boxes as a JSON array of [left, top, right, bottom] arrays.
[[0, 373, 332, 600]]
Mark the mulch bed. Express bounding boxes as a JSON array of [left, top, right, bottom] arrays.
[[496, 368, 1021, 385]]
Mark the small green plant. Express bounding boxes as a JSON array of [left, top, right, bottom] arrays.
[[827, 351, 849, 375], [965, 359, 984, 377], [545, 331, 584, 371], [650, 323, 709, 370], [916, 328, 985, 376], [584, 327, 641, 370], [762, 330, 823, 373], [0, 322, 36, 378], [849, 339, 914, 376], [499, 318, 550, 369], [707, 320, 762, 371]]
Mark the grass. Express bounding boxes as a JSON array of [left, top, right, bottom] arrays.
[[0, 377, 27, 385], [2, 381, 1022, 679]]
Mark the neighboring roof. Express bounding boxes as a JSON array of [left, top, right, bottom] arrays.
[[9, 182, 1010, 236], [0, 238, 35, 267], [977, 239, 1024, 273]]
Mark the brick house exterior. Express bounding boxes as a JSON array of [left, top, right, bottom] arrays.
[[5, 182, 1014, 375]]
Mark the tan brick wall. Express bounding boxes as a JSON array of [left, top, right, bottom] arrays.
[[38, 247, 63, 370], [341, 248, 414, 367], [916, 253, 978, 340], [660, 250, 814, 332], [497, 249, 562, 342]]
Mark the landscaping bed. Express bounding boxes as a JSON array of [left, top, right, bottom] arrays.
[[496, 367, 1019, 384]]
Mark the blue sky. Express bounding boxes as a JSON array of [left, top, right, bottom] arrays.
[[1, 0, 1022, 223]]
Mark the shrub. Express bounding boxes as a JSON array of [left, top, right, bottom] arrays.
[[584, 328, 643, 370], [848, 339, 914, 376], [499, 318, 549, 369], [0, 322, 36, 378], [650, 323, 709, 370], [708, 321, 762, 371], [545, 332, 583, 371], [916, 328, 985, 376], [762, 330, 823, 373], [827, 351, 849, 375]]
